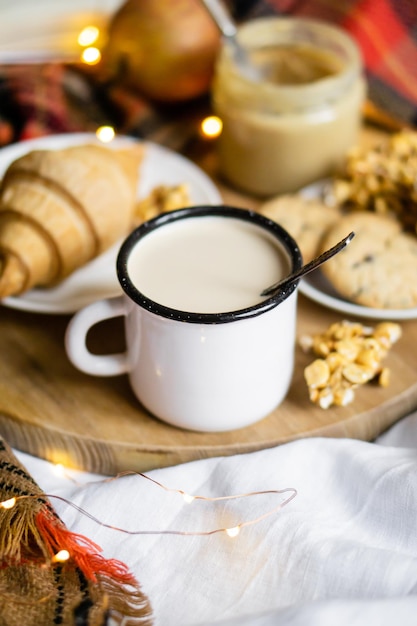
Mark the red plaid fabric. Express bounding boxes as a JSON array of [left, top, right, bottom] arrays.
[[232, 0, 417, 125], [0, 64, 85, 145]]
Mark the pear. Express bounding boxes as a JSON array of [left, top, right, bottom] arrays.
[[99, 0, 221, 102]]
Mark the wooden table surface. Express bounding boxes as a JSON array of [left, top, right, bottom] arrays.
[[1, 125, 416, 475]]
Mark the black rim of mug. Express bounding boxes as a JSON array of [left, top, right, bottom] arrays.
[[116, 205, 303, 324]]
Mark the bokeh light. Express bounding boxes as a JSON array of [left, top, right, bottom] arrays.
[[200, 116, 223, 139], [81, 47, 101, 65], [96, 126, 116, 143], [78, 26, 100, 47]]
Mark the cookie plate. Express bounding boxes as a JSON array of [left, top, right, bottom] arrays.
[[300, 268, 417, 321], [0, 133, 222, 314], [298, 179, 417, 321]]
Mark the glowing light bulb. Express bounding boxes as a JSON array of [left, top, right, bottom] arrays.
[[96, 126, 115, 143], [225, 526, 240, 538], [1, 497, 16, 509], [81, 47, 101, 65], [53, 549, 70, 563], [182, 493, 195, 504], [53, 463, 66, 477], [200, 116, 222, 139], [78, 26, 100, 47]]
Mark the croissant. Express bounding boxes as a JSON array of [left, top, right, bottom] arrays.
[[0, 142, 144, 298]]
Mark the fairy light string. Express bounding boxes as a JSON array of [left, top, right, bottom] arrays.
[[1, 468, 297, 542], [0, 464, 297, 614]]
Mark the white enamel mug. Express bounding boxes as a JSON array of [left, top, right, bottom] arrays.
[[65, 206, 302, 432]]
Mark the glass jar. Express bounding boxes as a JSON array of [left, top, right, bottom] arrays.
[[212, 17, 366, 197]]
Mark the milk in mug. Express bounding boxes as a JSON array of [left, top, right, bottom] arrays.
[[127, 215, 290, 313]]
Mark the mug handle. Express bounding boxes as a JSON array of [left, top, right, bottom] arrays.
[[65, 296, 128, 376]]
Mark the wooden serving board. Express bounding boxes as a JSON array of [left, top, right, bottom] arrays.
[[2, 125, 416, 475], [1, 295, 417, 476]]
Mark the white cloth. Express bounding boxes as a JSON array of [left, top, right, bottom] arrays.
[[13, 411, 417, 626], [0, 0, 124, 63]]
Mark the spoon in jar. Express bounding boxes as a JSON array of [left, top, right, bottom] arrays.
[[261, 231, 355, 298], [200, 0, 265, 81]]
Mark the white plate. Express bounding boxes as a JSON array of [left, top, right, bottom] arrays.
[[298, 179, 417, 321], [299, 271, 417, 321], [0, 133, 222, 314]]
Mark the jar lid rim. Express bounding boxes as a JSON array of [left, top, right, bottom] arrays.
[[217, 16, 363, 112]]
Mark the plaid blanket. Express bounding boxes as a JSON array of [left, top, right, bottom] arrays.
[[234, 0, 417, 127], [0, 0, 415, 148]]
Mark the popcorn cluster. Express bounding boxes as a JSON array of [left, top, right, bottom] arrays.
[[300, 320, 402, 409], [135, 184, 191, 222], [328, 130, 417, 233]]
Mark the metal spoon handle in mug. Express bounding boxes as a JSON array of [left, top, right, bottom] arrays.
[[261, 231, 355, 297]]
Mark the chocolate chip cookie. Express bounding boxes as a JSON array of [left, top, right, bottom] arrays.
[[320, 212, 417, 309], [259, 194, 341, 262]]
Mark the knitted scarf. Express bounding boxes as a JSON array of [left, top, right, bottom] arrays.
[[0, 438, 153, 626]]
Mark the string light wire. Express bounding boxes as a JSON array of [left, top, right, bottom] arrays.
[[1, 469, 297, 538]]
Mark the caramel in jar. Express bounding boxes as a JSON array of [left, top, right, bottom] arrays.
[[212, 18, 366, 196]]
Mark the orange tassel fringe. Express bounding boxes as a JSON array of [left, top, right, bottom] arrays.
[[36, 509, 137, 585], [0, 438, 153, 625]]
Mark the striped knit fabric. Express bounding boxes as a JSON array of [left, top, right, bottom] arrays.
[[0, 438, 153, 626]]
